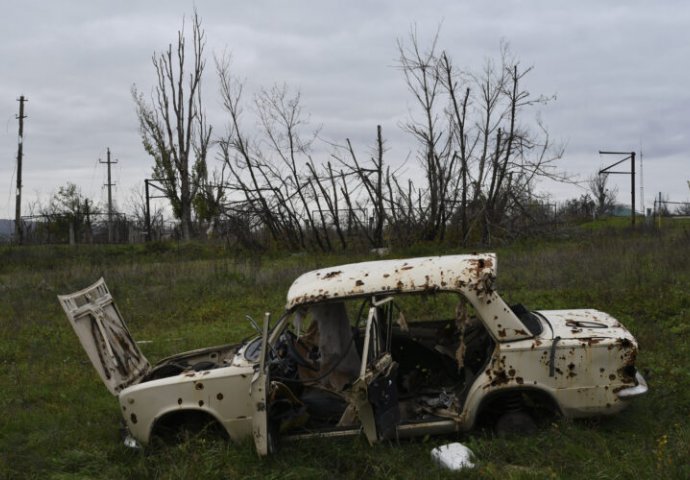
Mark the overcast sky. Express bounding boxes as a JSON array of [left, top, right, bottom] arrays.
[[1, 0, 689, 220]]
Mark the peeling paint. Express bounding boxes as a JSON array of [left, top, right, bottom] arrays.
[[322, 270, 342, 279]]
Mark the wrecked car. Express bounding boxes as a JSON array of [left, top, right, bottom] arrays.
[[59, 253, 647, 455]]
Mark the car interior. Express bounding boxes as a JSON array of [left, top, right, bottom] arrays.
[[265, 292, 496, 438]]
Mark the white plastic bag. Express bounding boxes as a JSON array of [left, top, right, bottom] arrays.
[[431, 442, 475, 471]]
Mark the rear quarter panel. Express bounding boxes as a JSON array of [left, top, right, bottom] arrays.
[[462, 336, 639, 424]]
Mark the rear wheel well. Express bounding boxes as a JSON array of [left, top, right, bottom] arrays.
[[476, 388, 561, 429], [150, 410, 228, 444]]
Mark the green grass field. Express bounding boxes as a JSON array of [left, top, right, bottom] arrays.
[[1, 224, 689, 479]]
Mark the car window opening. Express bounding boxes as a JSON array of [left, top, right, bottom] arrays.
[[266, 292, 495, 437]]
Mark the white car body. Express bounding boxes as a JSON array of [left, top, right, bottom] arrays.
[[59, 254, 647, 455]]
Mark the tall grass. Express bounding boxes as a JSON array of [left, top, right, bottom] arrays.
[[1, 225, 689, 479]]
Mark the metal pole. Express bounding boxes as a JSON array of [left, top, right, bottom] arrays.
[[631, 152, 635, 227], [598, 150, 636, 228], [145, 179, 151, 241], [107, 148, 113, 241], [100, 148, 117, 243], [15, 95, 27, 244]]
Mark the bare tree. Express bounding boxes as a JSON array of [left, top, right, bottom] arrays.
[[132, 11, 212, 241], [204, 26, 566, 251], [218, 57, 326, 250], [331, 125, 391, 248], [397, 28, 455, 241], [440, 52, 472, 245], [255, 84, 327, 250], [125, 185, 166, 240], [398, 31, 564, 245], [588, 172, 618, 218]]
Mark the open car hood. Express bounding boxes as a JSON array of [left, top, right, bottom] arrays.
[[58, 278, 150, 395]]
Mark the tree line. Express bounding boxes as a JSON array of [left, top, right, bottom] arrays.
[[22, 13, 642, 248], [127, 12, 570, 250]]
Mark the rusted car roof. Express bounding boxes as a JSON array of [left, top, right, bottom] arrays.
[[286, 253, 498, 309]]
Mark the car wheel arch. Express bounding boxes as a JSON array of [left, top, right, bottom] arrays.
[[473, 387, 562, 428], [149, 408, 229, 443]]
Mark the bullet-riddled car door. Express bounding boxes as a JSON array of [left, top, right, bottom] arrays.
[[250, 313, 273, 455], [352, 299, 400, 443]]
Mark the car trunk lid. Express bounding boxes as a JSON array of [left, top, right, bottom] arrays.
[[58, 278, 150, 395], [537, 309, 636, 343]]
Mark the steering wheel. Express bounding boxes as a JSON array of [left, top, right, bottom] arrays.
[[277, 330, 318, 372]]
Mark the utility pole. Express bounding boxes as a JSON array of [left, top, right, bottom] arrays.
[[145, 179, 151, 241], [14, 95, 27, 244], [100, 148, 117, 242], [639, 150, 644, 216], [599, 150, 636, 227]]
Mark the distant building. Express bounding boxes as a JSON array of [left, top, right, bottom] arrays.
[[610, 205, 642, 217]]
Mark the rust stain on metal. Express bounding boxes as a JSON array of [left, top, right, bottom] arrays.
[[617, 366, 636, 383], [195, 382, 204, 390], [322, 270, 342, 280], [355, 280, 364, 287], [130, 413, 138, 424], [488, 370, 510, 387]]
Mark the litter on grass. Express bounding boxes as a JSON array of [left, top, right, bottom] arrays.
[[431, 442, 475, 471]]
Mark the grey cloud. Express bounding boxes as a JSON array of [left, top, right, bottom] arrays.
[[1, 0, 689, 219]]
